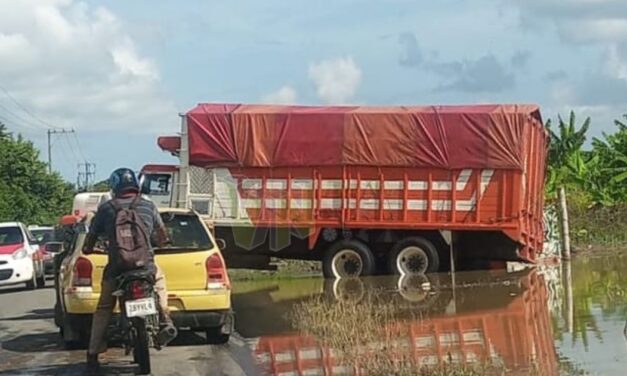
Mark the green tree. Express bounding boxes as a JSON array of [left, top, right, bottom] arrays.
[[91, 179, 110, 192], [589, 115, 627, 204], [0, 123, 74, 224], [545, 111, 591, 198]]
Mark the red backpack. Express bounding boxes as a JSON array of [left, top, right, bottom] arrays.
[[110, 197, 151, 271]]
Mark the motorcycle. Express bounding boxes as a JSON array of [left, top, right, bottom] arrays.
[[112, 268, 168, 375]]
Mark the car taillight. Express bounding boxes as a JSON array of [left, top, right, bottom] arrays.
[[130, 281, 144, 299], [72, 257, 93, 287], [205, 253, 230, 290]]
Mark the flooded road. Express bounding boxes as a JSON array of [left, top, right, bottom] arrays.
[[553, 254, 627, 376], [232, 253, 627, 375], [1, 253, 626, 375]]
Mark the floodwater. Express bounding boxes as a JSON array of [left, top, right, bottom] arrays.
[[232, 253, 627, 375]]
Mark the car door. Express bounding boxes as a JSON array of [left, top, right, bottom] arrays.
[[20, 224, 38, 255], [58, 229, 82, 314]]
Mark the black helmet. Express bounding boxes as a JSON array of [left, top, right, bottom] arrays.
[[109, 168, 139, 196]]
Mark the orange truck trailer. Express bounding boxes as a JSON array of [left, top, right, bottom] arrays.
[[141, 104, 548, 277]]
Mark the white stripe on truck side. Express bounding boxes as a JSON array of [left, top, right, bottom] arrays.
[[240, 198, 483, 212], [235, 169, 494, 212]]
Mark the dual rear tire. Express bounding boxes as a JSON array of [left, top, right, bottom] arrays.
[[388, 237, 440, 275], [322, 240, 376, 278], [322, 236, 440, 278]]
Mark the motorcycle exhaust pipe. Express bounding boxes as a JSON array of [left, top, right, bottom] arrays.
[[158, 325, 178, 347]]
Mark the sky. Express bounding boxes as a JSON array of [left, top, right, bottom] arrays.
[[0, 0, 626, 182]]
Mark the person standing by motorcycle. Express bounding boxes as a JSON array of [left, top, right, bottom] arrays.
[[83, 168, 176, 370]]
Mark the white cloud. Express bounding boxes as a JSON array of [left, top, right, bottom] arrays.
[[507, 0, 627, 134], [557, 18, 627, 43], [262, 85, 297, 104], [308, 57, 362, 104], [0, 0, 175, 133], [606, 44, 627, 80]]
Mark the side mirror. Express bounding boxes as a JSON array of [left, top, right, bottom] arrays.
[[45, 242, 64, 253], [140, 182, 151, 195], [139, 173, 151, 195]]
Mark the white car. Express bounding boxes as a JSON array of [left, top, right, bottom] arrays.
[[0, 222, 46, 289]]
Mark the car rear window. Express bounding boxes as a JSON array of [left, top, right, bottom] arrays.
[[30, 229, 55, 245], [0, 227, 24, 246], [159, 213, 213, 251]]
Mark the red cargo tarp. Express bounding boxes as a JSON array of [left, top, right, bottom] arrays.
[[185, 104, 543, 170]]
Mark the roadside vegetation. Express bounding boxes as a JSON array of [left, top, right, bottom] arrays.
[[0, 123, 73, 225], [229, 259, 320, 281], [546, 113, 627, 249]]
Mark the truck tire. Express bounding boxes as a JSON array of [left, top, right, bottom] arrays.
[[388, 237, 439, 275], [322, 239, 375, 278]]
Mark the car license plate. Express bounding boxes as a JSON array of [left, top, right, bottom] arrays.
[[125, 297, 157, 318]]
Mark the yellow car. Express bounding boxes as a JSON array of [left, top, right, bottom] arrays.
[[54, 208, 233, 349]]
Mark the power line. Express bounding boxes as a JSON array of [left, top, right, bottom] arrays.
[[0, 102, 43, 130], [72, 131, 89, 162], [0, 113, 29, 130], [47, 128, 75, 173], [0, 83, 94, 180], [62, 132, 83, 164], [77, 162, 96, 191], [0, 84, 60, 130]]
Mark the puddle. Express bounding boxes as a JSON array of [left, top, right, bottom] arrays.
[[232, 253, 627, 375]]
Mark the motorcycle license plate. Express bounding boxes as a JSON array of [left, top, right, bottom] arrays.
[[125, 297, 157, 318]]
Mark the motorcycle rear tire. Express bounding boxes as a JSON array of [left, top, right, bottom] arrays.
[[132, 318, 151, 375]]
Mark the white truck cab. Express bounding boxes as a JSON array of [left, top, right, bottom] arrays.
[[71, 192, 111, 217], [139, 165, 179, 208]]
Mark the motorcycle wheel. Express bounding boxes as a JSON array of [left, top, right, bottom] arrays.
[[132, 318, 151, 375]]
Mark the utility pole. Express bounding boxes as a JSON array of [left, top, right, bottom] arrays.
[[77, 162, 96, 191], [47, 128, 75, 173]]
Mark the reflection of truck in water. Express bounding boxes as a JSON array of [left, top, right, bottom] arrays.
[[232, 270, 557, 375], [141, 104, 548, 277]]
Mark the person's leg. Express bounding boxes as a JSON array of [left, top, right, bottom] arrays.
[[154, 264, 172, 324], [87, 278, 116, 358], [154, 263, 177, 345]]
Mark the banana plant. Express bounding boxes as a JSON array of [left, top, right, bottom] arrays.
[[547, 111, 590, 171], [545, 111, 591, 199]]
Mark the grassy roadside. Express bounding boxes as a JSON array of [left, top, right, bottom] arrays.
[[228, 258, 321, 282], [569, 202, 627, 251]]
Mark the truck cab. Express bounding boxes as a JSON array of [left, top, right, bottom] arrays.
[[72, 192, 112, 217], [140, 165, 179, 209]]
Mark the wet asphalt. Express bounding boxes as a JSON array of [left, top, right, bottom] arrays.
[[0, 280, 259, 376]]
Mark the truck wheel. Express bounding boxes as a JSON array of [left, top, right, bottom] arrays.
[[322, 239, 375, 278], [388, 237, 439, 275]]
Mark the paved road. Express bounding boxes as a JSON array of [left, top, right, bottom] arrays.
[[0, 281, 260, 375]]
